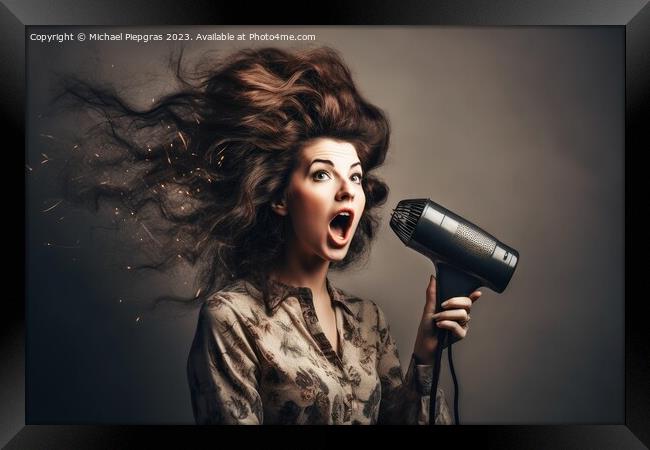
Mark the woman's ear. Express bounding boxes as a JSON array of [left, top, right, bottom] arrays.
[[271, 198, 288, 216]]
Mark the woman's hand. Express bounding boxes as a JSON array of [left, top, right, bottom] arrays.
[[413, 274, 482, 365]]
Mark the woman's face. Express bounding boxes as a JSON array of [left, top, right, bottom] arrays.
[[274, 137, 366, 264]]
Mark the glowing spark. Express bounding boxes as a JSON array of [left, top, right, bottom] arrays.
[[26, 164, 33, 172], [152, 98, 155, 103], [40, 153, 51, 164], [42, 199, 63, 213], [44, 242, 80, 249], [95, 153, 100, 158], [136, 316, 140, 322], [40, 134, 56, 141], [58, 216, 65, 221], [140, 222, 162, 246], [195, 288, 202, 298], [216, 145, 228, 157], [118, 298, 122, 303], [177, 132, 188, 150], [126, 265, 132, 270]]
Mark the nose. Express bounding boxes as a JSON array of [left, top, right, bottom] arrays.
[[335, 177, 355, 202]]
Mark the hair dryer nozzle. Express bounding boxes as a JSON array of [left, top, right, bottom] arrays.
[[390, 198, 428, 244]]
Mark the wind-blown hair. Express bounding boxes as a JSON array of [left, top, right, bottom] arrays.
[[59, 46, 390, 306]]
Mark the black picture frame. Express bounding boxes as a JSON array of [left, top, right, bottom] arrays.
[[4, 1, 648, 448]]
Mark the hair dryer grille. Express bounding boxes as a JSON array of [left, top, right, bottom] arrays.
[[455, 222, 497, 257], [390, 199, 427, 244]]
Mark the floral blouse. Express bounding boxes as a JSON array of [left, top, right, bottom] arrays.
[[186, 277, 452, 425]]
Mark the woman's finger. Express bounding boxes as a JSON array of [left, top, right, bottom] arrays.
[[424, 274, 437, 315], [432, 309, 469, 323], [436, 320, 468, 338], [440, 297, 472, 311]]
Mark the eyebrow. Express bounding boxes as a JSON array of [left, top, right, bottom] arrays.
[[309, 159, 362, 170]]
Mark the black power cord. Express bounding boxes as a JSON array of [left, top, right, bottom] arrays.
[[448, 340, 460, 425], [429, 330, 460, 425]]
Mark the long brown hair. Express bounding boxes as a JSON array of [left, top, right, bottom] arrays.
[[58, 46, 390, 307]]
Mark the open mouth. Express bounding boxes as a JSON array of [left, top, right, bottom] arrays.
[[329, 211, 353, 240]]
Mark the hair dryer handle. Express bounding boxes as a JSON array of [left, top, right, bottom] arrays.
[[434, 262, 482, 349], [429, 262, 482, 425]]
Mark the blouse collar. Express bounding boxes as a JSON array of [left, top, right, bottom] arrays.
[[244, 276, 355, 317]]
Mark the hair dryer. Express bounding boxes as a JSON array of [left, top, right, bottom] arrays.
[[390, 198, 519, 425]]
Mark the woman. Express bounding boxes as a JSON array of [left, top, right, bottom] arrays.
[[60, 45, 481, 425]]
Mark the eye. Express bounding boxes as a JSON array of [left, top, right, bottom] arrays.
[[351, 173, 363, 184], [312, 170, 331, 181]]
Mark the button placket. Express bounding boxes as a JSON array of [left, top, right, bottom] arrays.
[[296, 290, 346, 372]]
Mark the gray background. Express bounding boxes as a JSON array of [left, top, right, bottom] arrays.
[[27, 26, 624, 424]]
